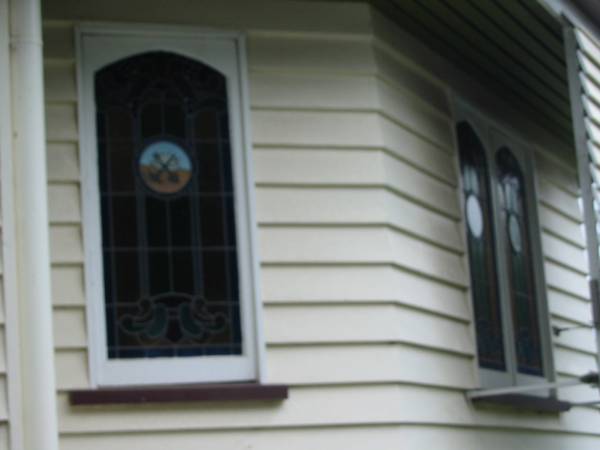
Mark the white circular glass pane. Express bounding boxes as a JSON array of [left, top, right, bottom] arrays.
[[466, 194, 484, 238], [139, 141, 193, 194], [508, 214, 522, 253]]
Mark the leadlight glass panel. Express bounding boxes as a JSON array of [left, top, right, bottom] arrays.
[[496, 148, 544, 376], [95, 51, 242, 359], [457, 122, 506, 371]]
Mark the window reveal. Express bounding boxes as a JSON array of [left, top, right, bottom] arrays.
[[95, 52, 242, 359]]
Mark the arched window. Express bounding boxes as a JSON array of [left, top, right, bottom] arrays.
[[80, 31, 258, 386], [496, 148, 544, 376], [95, 51, 241, 360], [457, 122, 505, 371], [454, 106, 551, 389]]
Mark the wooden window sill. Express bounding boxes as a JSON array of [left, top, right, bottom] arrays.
[[69, 383, 288, 406], [471, 394, 571, 413]]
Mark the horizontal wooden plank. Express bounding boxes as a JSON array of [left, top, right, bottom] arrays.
[[56, 384, 600, 434], [249, 72, 378, 110], [56, 425, 600, 450], [538, 205, 585, 248], [374, 46, 450, 116], [377, 80, 453, 152], [541, 232, 587, 275], [265, 304, 472, 354], [534, 151, 579, 195], [260, 265, 469, 321], [48, 183, 81, 224], [259, 227, 466, 286], [552, 318, 596, 355], [56, 350, 89, 390], [52, 265, 86, 306], [544, 261, 590, 300], [54, 308, 87, 349], [537, 179, 582, 222], [382, 153, 461, 217], [255, 187, 463, 252], [253, 148, 383, 184], [44, 61, 77, 102], [548, 289, 594, 325], [50, 225, 83, 264], [248, 35, 375, 74], [43, 23, 75, 61], [45, 103, 78, 142], [379, 115, 456, 184], [554, 347, 598, 378], [47, 142, 80, 182], [43, 0, 372, 35], [252, 110, 382, 148], [266, 344, 475, 388], [252, 109, 456, 186], [253, 148, 459, 218]]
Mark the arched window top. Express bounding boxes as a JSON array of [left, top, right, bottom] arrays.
[[95, 51, 227, 112], [457, 122, 488, 196]]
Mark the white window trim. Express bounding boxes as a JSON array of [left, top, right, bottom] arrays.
[[76, 24, 265, 387], [454, 99, 555, 393]]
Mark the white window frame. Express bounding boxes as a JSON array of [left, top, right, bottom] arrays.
[[76, 24, 264, 387], [454, 100, 555, 393]]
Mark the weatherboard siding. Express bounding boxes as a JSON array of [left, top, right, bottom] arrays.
[[41, 0, 599, 449]]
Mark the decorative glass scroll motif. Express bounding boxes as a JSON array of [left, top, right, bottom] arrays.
[[95, 51, 242, 359], [457, 122, 506, 371], [496, 148, 543, 376]]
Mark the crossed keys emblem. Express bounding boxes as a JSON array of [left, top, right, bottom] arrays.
[[139, 141, 193, 194], [149, 152, 181, 184]]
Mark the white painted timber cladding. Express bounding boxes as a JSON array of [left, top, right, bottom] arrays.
[[41, 0, 599, 448]]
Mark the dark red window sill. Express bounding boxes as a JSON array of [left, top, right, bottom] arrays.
[[69, 383, 288, 406], [471, 394, 571, 413]]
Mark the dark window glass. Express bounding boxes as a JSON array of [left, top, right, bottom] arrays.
[[95, 51, 242, 359], [496, 148, 543, 376], [457, 122, 506, 371]]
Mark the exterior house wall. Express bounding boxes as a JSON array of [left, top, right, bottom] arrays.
[[40, 0, 600, 449]]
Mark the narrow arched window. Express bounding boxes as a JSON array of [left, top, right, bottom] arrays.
[[95, 51, 241, 360], [496, 148, 544, 376], [457, 122, 505, 371]]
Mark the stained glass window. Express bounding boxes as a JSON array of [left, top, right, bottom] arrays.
[[496, 148, 544, 376], [457, 122, 506, 371], [95, 51, 242, 359]]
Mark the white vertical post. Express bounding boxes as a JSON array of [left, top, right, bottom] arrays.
[[9, 0, 59, 449]]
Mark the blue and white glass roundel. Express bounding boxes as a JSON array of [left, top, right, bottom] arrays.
[[139, 141, 193, 194]]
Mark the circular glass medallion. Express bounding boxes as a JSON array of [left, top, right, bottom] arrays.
[[139, 141, 193, 194], [508, 214, 522, 253], [466, 194, 484, 238]]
